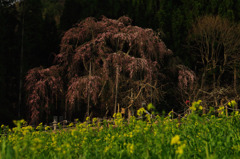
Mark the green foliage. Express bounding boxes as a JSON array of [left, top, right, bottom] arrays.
[[1, 107, 240, 158]]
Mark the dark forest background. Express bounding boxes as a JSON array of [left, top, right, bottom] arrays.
[[1, 0, 240, 125]]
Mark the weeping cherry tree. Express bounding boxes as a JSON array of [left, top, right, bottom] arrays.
[[25, 16, 193, 123]]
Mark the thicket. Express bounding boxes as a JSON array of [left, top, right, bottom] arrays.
[[185, 15, 240, 111]]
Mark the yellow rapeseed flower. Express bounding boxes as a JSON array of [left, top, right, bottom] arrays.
[[176, 143, 186, 155], [111, 136, 115, 141], [127, 143, 134, 154], [235, 111, 239, 116], [228, 100, 237, 107], [36, 123, 43, 130], [137, 108, 146, 116], [104, 146, 111, 153], [190, 106, 196, 111], [92, 118, 97, 124], [85, 117, 90, 122], [171, 135, 181, 145], [129, 132, 133, 138], [20, 119, 26, 125], [45, 126, 51, 131], [68, 122, 74, 127], [154, 131, 157, 136]]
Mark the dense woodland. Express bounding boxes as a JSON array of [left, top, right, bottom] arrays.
[[1, 0, 240, 125]]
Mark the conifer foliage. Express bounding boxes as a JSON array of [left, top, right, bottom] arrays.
[[25, 16, 192, 123]]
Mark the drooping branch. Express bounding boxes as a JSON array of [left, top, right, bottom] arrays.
[[26, 16, 191, 122], [25, 66, 63, 124]]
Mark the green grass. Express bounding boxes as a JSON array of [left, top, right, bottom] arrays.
[[1, 108, 240, 159]]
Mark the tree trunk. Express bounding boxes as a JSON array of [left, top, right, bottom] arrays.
[[128, 108, 131, 122], [234, 62, 237, 95], [87, 62, 92, 117], [114, 65, 119, 114], [233, 62, 238, 110], [212, 43, 218, 107], [18, 3, 25, 118]]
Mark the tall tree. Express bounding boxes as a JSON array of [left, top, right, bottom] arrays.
[[41, 0, 64, 27], [188, 15, 240, 106], [25, 16, 194, 123], [0, 0, 20, 124]]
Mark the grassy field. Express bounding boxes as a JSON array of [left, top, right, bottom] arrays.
[[1, 104, 240, 159]]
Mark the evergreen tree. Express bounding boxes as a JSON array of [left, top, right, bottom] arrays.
[[0, 0, 19, 124]]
